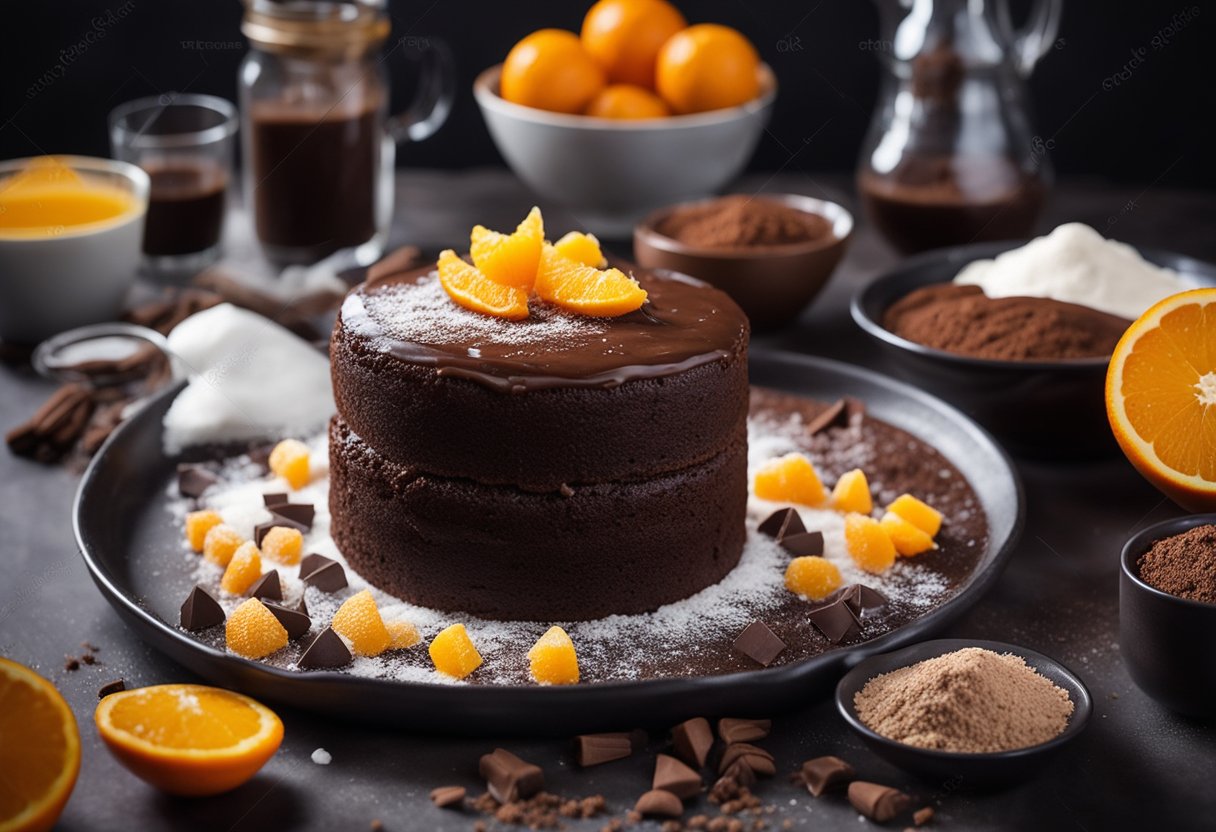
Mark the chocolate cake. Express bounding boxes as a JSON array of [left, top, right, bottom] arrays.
[[329, 262, 750, 621]]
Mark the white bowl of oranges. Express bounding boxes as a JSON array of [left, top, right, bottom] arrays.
[[474, 0, 777, 236]]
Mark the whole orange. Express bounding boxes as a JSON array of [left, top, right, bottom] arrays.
[[656, 23, 761, 114], [501, 29, 606, 114], [585, 84, 671, 119], [580, 0, 687, 89]]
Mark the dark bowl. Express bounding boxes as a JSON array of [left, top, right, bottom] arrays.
[[836, 638, 1092, 789], [634, 194, 852, 331], [1120, 514, 1216, 718], [850, 242, 1216, 459]]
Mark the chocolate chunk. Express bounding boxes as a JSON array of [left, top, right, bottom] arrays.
[[253, 522, 275, 548], [719, 743, 775, 778], [266, 502, 315, 531], [780, 530, 825, 557], [574, 733, 634, 767], [914, 806, 934, 826], [297, 593, 309, 617], [719, 759, 756, 788], [805, 399, 849, 435], [480, 749, 545, 803], [559, 483, 575, 498], [717, 718, 771, 744], [97, 679, 125, 699], [262, 492, 288, 507], [247, 443, 275, 470], [671, 717, 714, 769], [807, 596, 860, 644], [732, 621, 786, 667], [848, 781, 912, 823], [429, 785, 466, 809], [180, 585, 225, 631], [757, 507, 805, 540], [80, 653, 96, 665], [653, 753, 701, 798], [300, 556, 347, 592], [841, 583, 887, 614], [249, 570, 283, 602], [177, 464, 218, 498], [264, 602, 311, 640], [801, 756, 856, 797], [635, 789, 683, 818], [255, 515, 308, 547], [63, 657, 79, 672], [298, 627, 352, 669]]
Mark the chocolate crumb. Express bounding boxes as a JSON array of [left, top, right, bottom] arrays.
[[429, 785, 466, 809], [559, 483, 575, 498], [98, 679, 126, 699], [914, 806, 934, 826], [80, 653, 96, 665], [64, 657, 80, 672], [369, 820, 384, 831], [848, 781, 912, 823]]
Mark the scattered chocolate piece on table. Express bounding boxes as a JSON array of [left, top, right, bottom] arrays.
[[64, 657, 79, 672], [719, 759, 756, 788], [300, 556, 348, 592], [177, 464, 219, 498], [842, 583, 888, 614], [779, 530, 824, 557], [480, 749, 545, 803], [800, 756, 856, 797], [807, 595, 860, 644], [635, 789, 684, 818], [247, 443, 276, 470], [266, 501, 315, 531], [249, 570, 283, 602], [732, 621, 786, 667], [369, 820, 384, 831], [262, 492, 288, 506], [671, 717, 714, 768], [718, 743, 775, 778], [574, 733, 634, 767], [298, 627, 353, 669], [757, 507, 806, 540], [914, 806, 935, 826], [80, 654, 96, 665], [98, 679, 126, 699], [264, 602, 311, 640], [804, 399, 849, 436], [717, 718, 771, 744], [653, 753, 701, 798], [848, 781, 912, 823], [180, 585, 225, 631], [430, 785, 467, 809]]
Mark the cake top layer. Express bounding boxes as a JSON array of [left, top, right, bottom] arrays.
[[339, 262, 749, 392]]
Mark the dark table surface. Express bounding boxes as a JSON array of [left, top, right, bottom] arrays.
[[3, 170, 1215, 832]]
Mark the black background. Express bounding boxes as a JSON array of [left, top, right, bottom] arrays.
[[1, 0, 1211, 187]]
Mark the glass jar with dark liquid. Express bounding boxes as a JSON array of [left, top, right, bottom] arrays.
[[857, 0, 1062, 253], [240, 0, 453, 264]]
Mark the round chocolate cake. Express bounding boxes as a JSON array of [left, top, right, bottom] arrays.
[[329, 262, 750, 621]]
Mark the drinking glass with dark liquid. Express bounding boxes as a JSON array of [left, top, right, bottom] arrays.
[[109, 94, 238, 274], [239, 0, 454, 265]]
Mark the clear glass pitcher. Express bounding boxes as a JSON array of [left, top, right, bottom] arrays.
[[239, 0, 454, 265], [857, 0, 1062, 253]]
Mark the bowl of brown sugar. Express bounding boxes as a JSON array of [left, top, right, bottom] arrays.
[[835, 639, 1091, 788], [1121, 515, 1216, 717], [633, 193, 852, 330]]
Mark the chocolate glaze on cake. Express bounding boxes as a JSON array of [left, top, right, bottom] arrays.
[[329, 261, 750, 620]]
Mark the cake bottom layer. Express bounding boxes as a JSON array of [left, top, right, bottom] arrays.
[[328, 417, 747, 621]]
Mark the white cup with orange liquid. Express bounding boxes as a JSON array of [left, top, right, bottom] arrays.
[[0, 156, 149, 344]]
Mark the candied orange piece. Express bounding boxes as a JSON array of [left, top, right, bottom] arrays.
[[438, 249, 530, 320], [535, 245, 647, 317], [880, 511, 937, 557], [260, 526, 302, 566], [887, 494, 943, 537], [186, 510, 223, 553], [203, 524, 244, 567], [527, 626, 579, 685], [269, 439, 310, 490], [331, 589, 391, 657], [428, 623, 483, 679], [221, 542, 263, 595], [386, 619, 421, 650], [470, 206, 544, 290], [784, 556, 843, 601], [226, 598, 288, 659], [753, 453, 826, 506], [844, 513, 897, 574], [831, 469, 873, 515], [552, 231, 606, 268]]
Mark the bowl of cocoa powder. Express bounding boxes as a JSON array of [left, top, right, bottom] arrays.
[[836, 639, 1092, 788], [633, 193, 852, 330], [851, 239, 1216, 459], [1121, 515, 1216, 718]]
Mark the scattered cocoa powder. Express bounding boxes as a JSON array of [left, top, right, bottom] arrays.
[[657, 195, 832, 249], [1138, 524, 1216, 604], [882, 283, 1130, 360], [854, 647, 1074, 753]]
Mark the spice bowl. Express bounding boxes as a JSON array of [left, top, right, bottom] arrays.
[[835, 638, 1092, 789], [850, 242, 1216, 459], [1120, 514, 1216, 718], [633, 194, 853, 330]]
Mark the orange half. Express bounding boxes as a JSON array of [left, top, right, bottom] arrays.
[[1106, 288, 1216, 511]]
